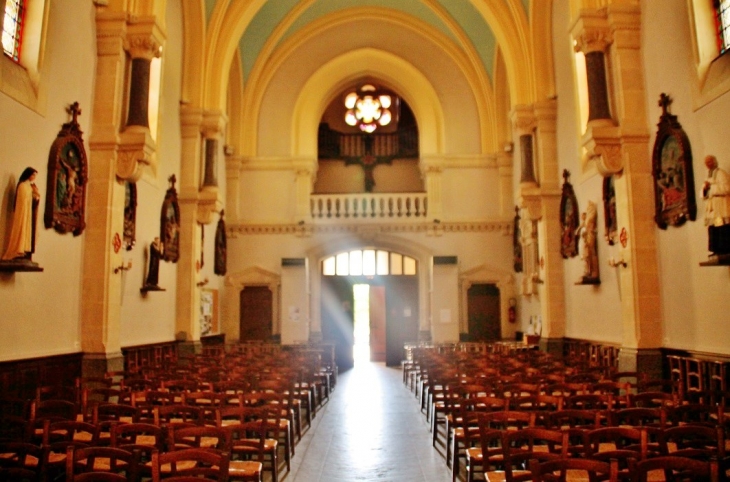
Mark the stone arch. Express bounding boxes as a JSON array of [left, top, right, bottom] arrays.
[[291, 48, 445, 162]]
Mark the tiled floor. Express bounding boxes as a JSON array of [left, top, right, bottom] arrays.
[[286, 361, 452, 481]]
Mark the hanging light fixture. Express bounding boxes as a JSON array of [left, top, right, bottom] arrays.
[[344, 84, 395, 133]]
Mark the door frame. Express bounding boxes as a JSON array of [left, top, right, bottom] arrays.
[[459, 264, 517, 341], [307, 235, 431, 343], [224, 266, 281, 341]]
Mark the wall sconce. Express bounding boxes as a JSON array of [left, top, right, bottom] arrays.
[[608, 257, 628, 268], [196, 277, 209, 287], [114, 260, 132, 274]]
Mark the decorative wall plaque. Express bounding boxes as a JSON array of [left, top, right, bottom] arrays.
[[123, 181, 137, 250], [44, 102, 87, 236], [652, 93, 697, 229], [214, 210, 227, 276], [603, 175, 618, 245]]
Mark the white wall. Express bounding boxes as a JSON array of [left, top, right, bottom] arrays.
[[0, 0, 96, 361]]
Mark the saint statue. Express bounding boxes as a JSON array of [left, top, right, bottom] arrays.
[[2, 167, 41, 263], [576, 200, 600, 284], [702, 155, 730, 257], [143, 237, 164, 291]]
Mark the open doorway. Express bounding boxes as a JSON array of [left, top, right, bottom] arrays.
[[320, 249, 419, 371]]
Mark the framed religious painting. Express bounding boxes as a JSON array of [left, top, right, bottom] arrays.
[[602, 175, 618, 245], [513, 206, 523, 273], [123, 181, 137, 250], [559, 169, 580, 258], [160, 175, 180, 263], [652, 93, 697, 229], [214, 210, 227, 276], [44, 102, 88, 236]]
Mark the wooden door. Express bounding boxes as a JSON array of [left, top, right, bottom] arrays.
[[369, 286, 386, 362], [467, 283, 501, 342], [384, 276, 419, 366], [239, 286, 273, 341], [320, 276, 355, 372]]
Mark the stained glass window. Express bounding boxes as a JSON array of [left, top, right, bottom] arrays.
[[2, 0, 24, 61], [716, 0, 730, 54]]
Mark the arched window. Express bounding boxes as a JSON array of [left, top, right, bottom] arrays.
[[322, 249, 417, 277], [1, 0, 49, 112], [715, 0, 730, 54], [2, 0, 24, 61]]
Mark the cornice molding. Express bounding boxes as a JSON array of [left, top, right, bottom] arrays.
[[227, 220, 512, 238]]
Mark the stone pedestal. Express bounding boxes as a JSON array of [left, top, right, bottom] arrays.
[[82, 351, 124, 378], [619, 347, 663, 380]]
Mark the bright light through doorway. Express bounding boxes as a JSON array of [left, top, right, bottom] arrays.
[[353, 284, 370, 365]]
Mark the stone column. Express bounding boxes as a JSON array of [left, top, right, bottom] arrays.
[[534, 100, 566, 354], [175, 106, 204, 354], [496, 149, 514, 219], [574, 5, 660, 377], [117, 18, 164, 182], [83, 10, 128, 377]]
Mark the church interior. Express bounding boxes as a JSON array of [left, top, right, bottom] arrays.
[[1, 0, 730, 479]]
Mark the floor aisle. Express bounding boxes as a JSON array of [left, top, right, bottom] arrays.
[[286, 361, 452, 482]]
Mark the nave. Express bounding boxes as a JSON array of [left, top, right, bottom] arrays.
[[289, 362, 451, 482]]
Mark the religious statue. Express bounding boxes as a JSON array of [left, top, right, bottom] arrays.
[[702, 155, 730, 259], [576, 200, 600, 284], [2, 167, 41, 265], [141, 237, 164, 292]]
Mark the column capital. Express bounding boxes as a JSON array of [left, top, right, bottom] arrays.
[[510, 104, 536, 135], [125, 15, 165, 60], [571, 9, 612, 54], [202, 110, 228, 139]]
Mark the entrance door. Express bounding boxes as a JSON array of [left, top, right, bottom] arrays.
[[384, 276, 419, 366], [467, 283, 501, 342], [369, 286, 386, 362], [239, 286, 273, 341], [320, 276, 355, 372]]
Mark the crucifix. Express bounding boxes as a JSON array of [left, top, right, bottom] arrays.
[[343, 135, 394, 192]]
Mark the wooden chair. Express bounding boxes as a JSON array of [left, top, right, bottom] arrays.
[[43, 419, 99, 481], [629, 455, 719, 482], [151, 447, 230, 481], [501, 428, 567, 482], [465, 426, 502, 482], [154, 405, 204, 428], [110, 422, 166, 478], [0, 440, 47, 481], [530, 457, 619, 482], [585, 426, 648, 480], [222, 409, 268, 482], [65, 445, 139, 482], [168, 425, 231, 452], [629, 391, 676, 408], [660, 424, 725, 462]]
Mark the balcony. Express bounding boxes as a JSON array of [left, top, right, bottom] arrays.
[[310, 192, 428, 223]]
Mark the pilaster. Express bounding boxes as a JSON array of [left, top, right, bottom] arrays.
[[497, 150, 514, 218], [81, 10, 128, 364]]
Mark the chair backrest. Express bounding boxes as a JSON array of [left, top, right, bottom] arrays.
[[611, 407, 667, 428], [93, 402, 140, 424], [530, 457, 618, 482], [168, 425, 231, 452], [224, 410, 268, 464], [549, 408, 602, 429], [478, 410, 536, 431], [660, 424, 725, 461], [111, 422, 165, 450], [629, 455, 719, 482], [0, 440, 47, 480], [151, 447, 230, 482], [154, 405, 203, 427], [502, 427, 568, 482], [66, 445, 139, 482]]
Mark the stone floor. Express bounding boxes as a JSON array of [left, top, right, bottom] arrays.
[[284, 361, 451, 482]]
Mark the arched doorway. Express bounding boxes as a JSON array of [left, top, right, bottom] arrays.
[[320, 248, 419, 371]]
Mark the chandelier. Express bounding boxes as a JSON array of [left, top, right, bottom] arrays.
[[344, 84, 394, 134]]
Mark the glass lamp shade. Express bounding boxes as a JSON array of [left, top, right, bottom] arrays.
[[378, 109, 392, 126], [345, 110, 358, 126]]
